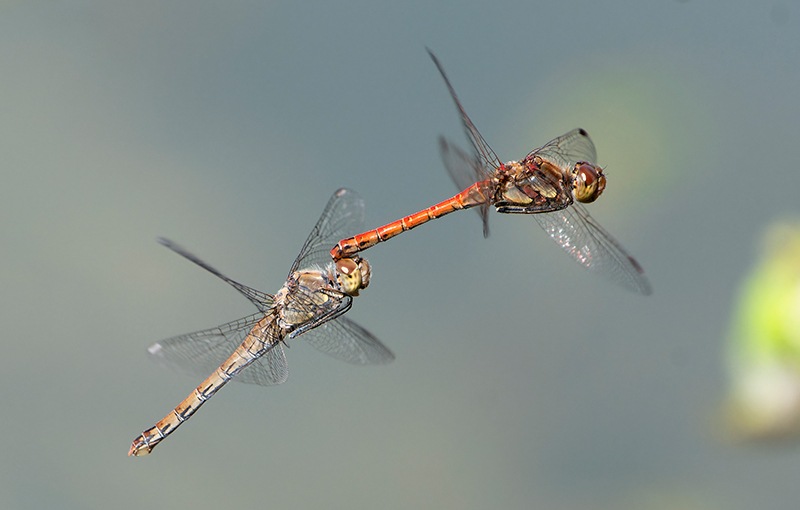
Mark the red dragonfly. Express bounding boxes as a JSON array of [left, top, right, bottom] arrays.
[[129, 189, 393, 456], [332, 50, 651, 295]]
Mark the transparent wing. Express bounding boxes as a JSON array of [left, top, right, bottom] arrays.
[[158, 238, 275, 314], [245, 344, 288, 385], [530, 128, 598, 168], [291, 188, 366, 273], [533, 203, 652, 295], [438, 136, 491, 237], [428, 48, 503, 176], [439, 136, 481, 192], [282, 285, 352, 342], [301, 316, 394, 365], [147, 313, 289, 386]]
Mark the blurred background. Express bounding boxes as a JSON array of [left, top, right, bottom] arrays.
[[2, 1, 799, 509]]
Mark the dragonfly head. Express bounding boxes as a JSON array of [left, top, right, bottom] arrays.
[[336, 256, 371, 296], [573, 162, 606, 203]]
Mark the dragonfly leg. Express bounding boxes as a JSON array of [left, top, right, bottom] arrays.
[[495, 201, 570, 214]]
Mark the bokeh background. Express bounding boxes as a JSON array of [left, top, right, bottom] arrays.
[[2, 1, 799, 509]]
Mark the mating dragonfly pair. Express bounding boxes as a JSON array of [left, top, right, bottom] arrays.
[[129, 51, 651, 456]]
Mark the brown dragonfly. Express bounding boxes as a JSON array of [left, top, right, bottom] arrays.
[[129, 189, 394, 456], [332, 50, 651, 295]]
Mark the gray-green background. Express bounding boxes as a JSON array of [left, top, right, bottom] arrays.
[[2, 1, 798, 509]]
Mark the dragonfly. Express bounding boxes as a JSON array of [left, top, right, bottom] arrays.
[[332, 50, 651, 295], [129, 188, 394, 456]]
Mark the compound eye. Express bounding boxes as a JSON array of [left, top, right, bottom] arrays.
[[336, 257, 358, 276], [336, 258, 363, 296], [574, 163, 606, 203], [357, 258, 371, 289]]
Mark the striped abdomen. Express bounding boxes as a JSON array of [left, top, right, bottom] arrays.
[[330, 181, 490, 261], [128, 316, 277, 456]]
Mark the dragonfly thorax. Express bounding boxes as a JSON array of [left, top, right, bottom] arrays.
[[494, 161, 530, 204], [572, 162, 606, 203], [275, 270, 336, 329], [495, 159, 568, 209]]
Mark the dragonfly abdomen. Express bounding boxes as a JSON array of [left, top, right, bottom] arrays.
[[330, 182, 488, 260], [128, 336, 267, 456]]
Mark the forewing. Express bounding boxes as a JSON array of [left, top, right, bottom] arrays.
[[533, 203, 652, 295], [530, 128, 598, 169], [146, 313, 289, 386], [291, 188, 366, 273], [427, 49, 503, 175], [439, 136, 491, 237], [159, 238, 275, 314], [301, 316, 394, 365]]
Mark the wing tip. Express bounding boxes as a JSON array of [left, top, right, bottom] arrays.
[[147, 342, 164, 356]]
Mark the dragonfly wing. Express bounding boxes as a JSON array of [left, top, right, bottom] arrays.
[[147, 312, 289, 386], [439, 136, 491, 237], [531, 128, 598, 168], [533, 203, 652, 295], [238, 343, 288, 386], [439, 136, 482, 192], [301, 316, 394, 365], [291, 188, 366, 272], [158, 238, 275, 314], [427, 49, 504, 174]]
